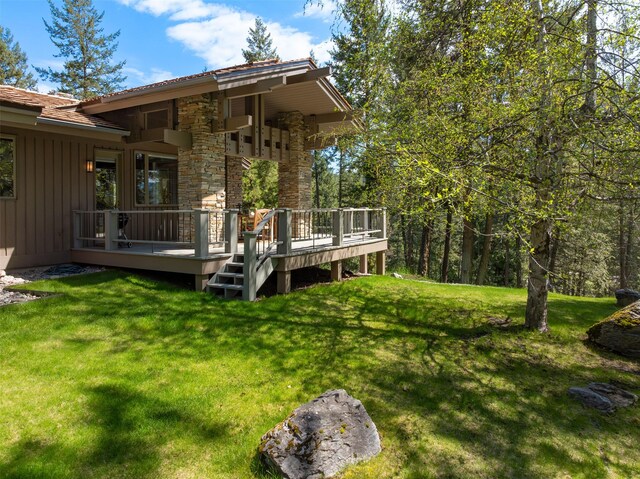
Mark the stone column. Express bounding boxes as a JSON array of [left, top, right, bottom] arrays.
[[177, 94, 226, 211], [278, 111, 312, 210], [225, 156, 244, 209]]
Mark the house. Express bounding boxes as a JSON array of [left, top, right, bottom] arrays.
[[0, 58, 387, 299]]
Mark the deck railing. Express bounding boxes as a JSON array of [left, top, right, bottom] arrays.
[[73, 209, 230, 257], [73, 207, 386, 260]]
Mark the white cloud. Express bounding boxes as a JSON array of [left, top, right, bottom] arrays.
[[294, 0, 337, 22], [118, 0, 333, 69], [122, 66, 175, 87]]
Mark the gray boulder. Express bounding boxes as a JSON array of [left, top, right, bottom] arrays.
[[615, 289, 640, 307], [568, 382, 637, 413], [587, 301, 640, 358], [259, 389, 381, 479], [568, 387, 615, 413]]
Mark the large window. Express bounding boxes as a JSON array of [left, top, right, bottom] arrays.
[[0, 136, 16, 198], [135, 152, 178, 206]]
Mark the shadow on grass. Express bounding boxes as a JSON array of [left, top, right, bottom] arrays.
[[6, 271, 640, 478]]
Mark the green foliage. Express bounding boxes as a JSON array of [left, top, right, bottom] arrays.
[[36, 0, 126, 99], [0, 25, 37, 89], [242, 18, 278, 63], [1, 271, 638, 477], [242, 160, 278, 208]]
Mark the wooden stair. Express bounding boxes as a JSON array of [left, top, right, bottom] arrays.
[[207, 254, 245, 299]]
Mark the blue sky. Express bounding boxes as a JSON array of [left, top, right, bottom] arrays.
[[0, 0, 338, 92]]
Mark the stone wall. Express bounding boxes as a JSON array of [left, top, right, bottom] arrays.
[[177, 94, 226, 210], [278, 111, 312, 210], [225, 156, 244, 209]]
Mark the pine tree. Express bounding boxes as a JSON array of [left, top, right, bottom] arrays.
[[0, 26, 37, 89], [242, 18, 279, 63], [36, 0, 126, 99]]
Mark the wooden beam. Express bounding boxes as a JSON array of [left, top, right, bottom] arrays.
[[224, 115, 252, 131], [304, 111, 353, 124], [286, 66, 332, 85], [224, 76, 286, 99], [163, 128, 192, 148]]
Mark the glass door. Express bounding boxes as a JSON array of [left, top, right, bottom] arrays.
[[95, 150, 122, 210]]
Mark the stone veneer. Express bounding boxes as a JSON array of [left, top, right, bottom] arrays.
[[225, 156, 244, 209], [177, 94, 226, 210], [278, 111, 312, 210]]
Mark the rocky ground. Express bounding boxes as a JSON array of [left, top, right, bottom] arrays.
[[0, 264, 103, 306]]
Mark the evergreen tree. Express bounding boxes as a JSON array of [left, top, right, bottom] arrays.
[[0, 26, 37, 89], [36, 0, 126, 99], [242, 18, 279, 63]]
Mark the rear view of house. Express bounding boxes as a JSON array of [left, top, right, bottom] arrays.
[[0, 59, 387, 297]]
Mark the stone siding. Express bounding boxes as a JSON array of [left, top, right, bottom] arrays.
[[278, 111, 312, 210], [225, 156, 244, 209], [177, 94, 226, 210]]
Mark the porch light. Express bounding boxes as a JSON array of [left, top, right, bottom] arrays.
[[86, 159, 94, 173]]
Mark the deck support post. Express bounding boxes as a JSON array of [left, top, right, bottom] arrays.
[[277, 209, 292, 254], [104, 210, 118, 251], [332, 209, 344, 246], [194, 274, 208, 291], [194, 209, 209, 259], [376, 251, 386, 275], [360, 254, 369, 274], [277, 270, 291, 294], [243, 232, 257, 301], [331, 260, 342, 282], [225, 209, 238, 254]]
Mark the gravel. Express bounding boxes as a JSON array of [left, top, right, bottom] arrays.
[[0, 264, 104, 306]]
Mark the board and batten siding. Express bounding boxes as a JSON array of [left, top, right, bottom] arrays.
[[0, 126, 124, 269]]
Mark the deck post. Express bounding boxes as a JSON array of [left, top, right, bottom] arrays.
[[277, 209, 292, 254], [225, 209, 238, 254], [332, 209, 344, 246], [277, 270, 291, 294], [345, 209, 353, 236], [73, 211, 82, 248], [104, 210, 118, 251], [378, 208, 387, 238], [194, 274, 208, 291], [194, 209, 209, 259], [360, 254, 369, 274], [331, 260, 342, 282], [376, 251, 386, 275], [243, 232, 257, 301]]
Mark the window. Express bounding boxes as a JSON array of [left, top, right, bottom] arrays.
[[95, 150, 122, 210], [135, 152, 178, 206], [0, 136, 16, 199]]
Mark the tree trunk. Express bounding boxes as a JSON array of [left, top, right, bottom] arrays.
[[460, 216, 474, 283], [525, 216, 551, 332], [406, 219, 414, 272], [504, 236, 511, 287], [515, 235, 523, 288], [338, 148, 344, 208], [476, 214, 494, 285], [441, 205, 453, 283], [548, 228, 561, 291], [619, 201, 628, 289], [418, 219, 433, 277]]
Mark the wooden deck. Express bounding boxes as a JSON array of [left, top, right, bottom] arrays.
[[71, 208, 388, 293]]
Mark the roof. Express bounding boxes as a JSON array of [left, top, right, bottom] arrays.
[[80, 58, 289, 106], [0, 86, 128, 131]]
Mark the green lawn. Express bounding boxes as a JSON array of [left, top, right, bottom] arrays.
[[1, 271, 638, 479]]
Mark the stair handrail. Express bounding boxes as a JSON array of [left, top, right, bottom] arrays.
[[243, 208, 281, 301]]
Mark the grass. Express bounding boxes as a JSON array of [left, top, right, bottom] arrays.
[[0, 270, 639, 479]]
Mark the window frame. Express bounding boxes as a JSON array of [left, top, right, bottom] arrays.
[[134, 150, 179, 207], [0, 134, 17, 200]]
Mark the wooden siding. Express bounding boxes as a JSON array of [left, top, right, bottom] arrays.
[[0, 126, 178, 269]]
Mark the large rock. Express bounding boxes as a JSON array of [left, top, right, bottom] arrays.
[[615, 289, 640, 307], [259, 389, 381, 479], [587, 301, 640, 358], [568, 382, 637, 413]]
